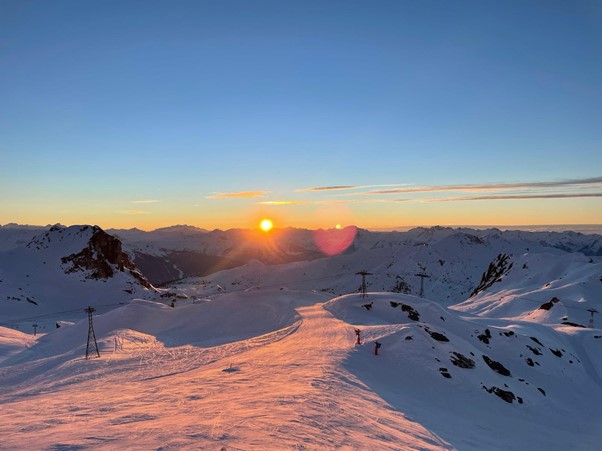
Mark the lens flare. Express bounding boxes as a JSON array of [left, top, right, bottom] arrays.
[[313, 225, 357, 256]]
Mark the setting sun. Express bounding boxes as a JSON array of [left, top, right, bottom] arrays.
[[259, 218, 273, 232]]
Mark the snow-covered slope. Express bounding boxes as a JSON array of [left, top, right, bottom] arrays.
[[0, 225, 156, 331], [1, 291, 601, 449], [327, 293, 602, 450], [0, 223, 47, 251], [453, 251, 602, 326], [171, 228, 602, 326], [1, 224, 601, 448], [0, 325, 35, 363]]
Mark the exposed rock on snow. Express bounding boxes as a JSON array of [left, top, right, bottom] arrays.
[[470, 253, 513, 297], [482, 355, 511, 376], [1, 224, 602, 449], [60, 226, 152, 289], [483, 386, 518, 403], [424, 327, 450, 342], [539, 296, 560, 310], [0, 225, 156, 329], [401, 303, 421, 321], [450, 351, 475, 369], [477, 328, 492, 344]]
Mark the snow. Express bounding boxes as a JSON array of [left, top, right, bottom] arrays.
[[1, 225, 602, 449], [0, 225, 155, 331], [1, 289, 601, 449], [0, 326, 35, 363]]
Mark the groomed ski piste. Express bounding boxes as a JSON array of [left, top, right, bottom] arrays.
[[1, 287, 601, 450]]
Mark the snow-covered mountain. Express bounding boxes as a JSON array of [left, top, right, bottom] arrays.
[[120, 225, 602, 294], [0, 223, 47, 251], [1, 223, 602, 449], [0, 225, 155, 331], [169, 227, 601, 327], [109, 226, 331, 284]]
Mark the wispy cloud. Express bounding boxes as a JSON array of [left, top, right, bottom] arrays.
[[260, 200, 314, 206], [427, 192, 602, 202], [258, 199, 410, 206], [122, 210, 151, 215], [207, 191, 269, 199], [296, 184, 408, 193], [359, 176, 602, 195], [131, 199, 160, 204]]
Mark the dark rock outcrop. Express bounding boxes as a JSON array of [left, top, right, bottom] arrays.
[[538, 387, 546, 396], [401, 304, 420, 321], [439, 368, 452, 378], [470, 253, 513, 297], [527, 345, 542, 356], [477, 329, 492, 344], [450, 352, 475, 369], [61, 226, 152, 289], [425, 327, 449, 342], [539, 297, 560, 311], [484, 386, 517, 403], [482, 355, 511, 376], [549, 348, 563, 357]]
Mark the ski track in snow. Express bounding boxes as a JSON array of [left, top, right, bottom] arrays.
[[0, 299, 450, 450]]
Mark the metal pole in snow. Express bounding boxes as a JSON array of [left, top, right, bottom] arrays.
[[355, 328, 362, 345], [374, 341, 381, 355]]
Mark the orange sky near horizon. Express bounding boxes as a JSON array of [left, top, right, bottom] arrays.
[[3, 193, 600, 231]]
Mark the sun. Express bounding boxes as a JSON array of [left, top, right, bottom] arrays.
[[260, 218, 273, 232]]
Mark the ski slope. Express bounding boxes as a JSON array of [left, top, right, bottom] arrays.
[[1, 289, 601, 450]]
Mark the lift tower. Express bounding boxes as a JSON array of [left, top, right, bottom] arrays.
[[356, 271, 373, 298], [415, 272, 430, 298], [85, 306, 100, 359]]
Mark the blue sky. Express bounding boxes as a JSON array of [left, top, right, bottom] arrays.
[[1, 0, 601, 229]]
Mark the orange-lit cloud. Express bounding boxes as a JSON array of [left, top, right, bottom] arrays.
[[258, 199, 409, 206], [122, 210, 151, 215], [207, 191, 269, 199], [131, 199, 160, 204]]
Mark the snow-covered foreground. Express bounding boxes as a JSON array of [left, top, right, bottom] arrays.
[[1, 290, 601, 450]]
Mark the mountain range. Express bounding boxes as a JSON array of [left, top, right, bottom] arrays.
[[0, 222, 601, 449]]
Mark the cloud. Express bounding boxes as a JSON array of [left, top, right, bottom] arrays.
[[296, 184, 408, 192], [359, 176, 602, 195], [258, 198, 410, 206], [131, 199, 160, 204], [207, 191, 269, 199], [259, 200, 314, 206], [296, 185, 363, 192], [122, 210, 151, 215], [427, 192, 602, 202]]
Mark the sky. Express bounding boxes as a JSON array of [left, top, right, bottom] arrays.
[[1, 0, 601, 231]]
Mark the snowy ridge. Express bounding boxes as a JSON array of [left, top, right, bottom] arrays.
[[0, 225, 155, 331], [1, 224, 601, 449], [327, 293, 602, 450], [175, 228, 601, 327]]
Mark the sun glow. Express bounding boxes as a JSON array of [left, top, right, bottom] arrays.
[[260, 218, 273, 232]]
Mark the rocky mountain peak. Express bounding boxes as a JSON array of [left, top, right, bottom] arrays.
[[60, 227, 153, 289]]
